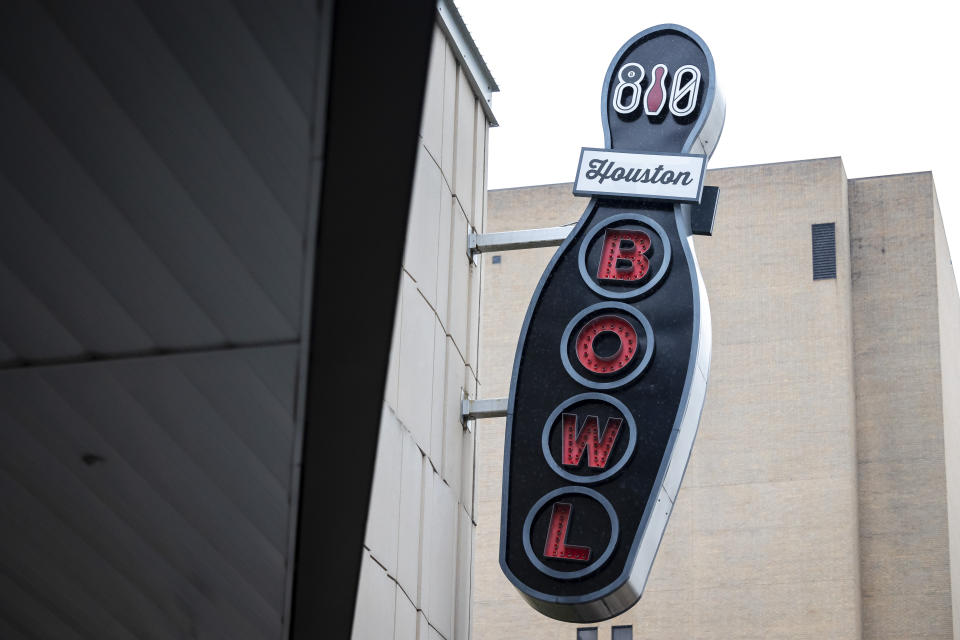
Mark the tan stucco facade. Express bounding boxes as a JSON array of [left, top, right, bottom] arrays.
[[473, 158, 959, 639]]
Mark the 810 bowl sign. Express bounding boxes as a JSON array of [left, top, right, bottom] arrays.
[[499, 25, 725, 622]]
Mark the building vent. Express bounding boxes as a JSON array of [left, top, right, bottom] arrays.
[[812, 223, 836, 280]]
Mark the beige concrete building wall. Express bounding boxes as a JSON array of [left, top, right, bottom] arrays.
[[352, 13, 492, 640], [473, 158, 960, 639], [849, 173, 953, 639], [934, 186, 960, 640], [676, 158, 862, 639]]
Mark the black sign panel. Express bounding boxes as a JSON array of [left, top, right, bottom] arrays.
[[499, 24, 724, 622]]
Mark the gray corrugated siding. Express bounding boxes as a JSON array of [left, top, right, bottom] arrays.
[[0, 0, 318, 366], [0, 0, 319, 637]]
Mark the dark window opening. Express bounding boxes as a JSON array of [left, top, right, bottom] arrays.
[[576, 627, 598, 640], [612, 625, 633, 640], [492, 255, 502, 264]]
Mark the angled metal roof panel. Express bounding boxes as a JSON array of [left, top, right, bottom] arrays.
[[437, 0, 499, 125], [0, 345, 298, 639]]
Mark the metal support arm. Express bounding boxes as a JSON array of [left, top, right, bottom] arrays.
[[461, 396, 509, 429], [468, 226, 571, 257]]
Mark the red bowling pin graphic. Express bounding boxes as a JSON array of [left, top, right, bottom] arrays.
[[644, 63, 668, 116]]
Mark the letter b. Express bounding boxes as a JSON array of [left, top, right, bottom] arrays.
[[596, 230, 652, 282]]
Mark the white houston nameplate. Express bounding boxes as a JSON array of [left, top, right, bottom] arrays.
[[573, 148, 706, 202]]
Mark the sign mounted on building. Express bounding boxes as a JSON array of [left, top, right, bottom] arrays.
[[499, 24, 725, 622], [573, 149, 706, 202]]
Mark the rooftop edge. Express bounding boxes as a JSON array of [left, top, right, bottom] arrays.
[[437, 0, 499, 126]]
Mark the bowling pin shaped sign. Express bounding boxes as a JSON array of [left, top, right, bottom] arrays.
[[500, 25, 725, 622]]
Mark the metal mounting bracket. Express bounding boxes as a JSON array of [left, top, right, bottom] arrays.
[[468, 226, 572, 258], [460, 396, 509, 430]]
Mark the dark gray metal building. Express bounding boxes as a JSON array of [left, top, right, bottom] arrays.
[[0, 1, 437, 637]]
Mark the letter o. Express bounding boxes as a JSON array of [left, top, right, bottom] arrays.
[[575, 315, 638, 375]]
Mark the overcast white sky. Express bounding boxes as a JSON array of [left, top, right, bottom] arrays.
[[456, 0, 959, 277]]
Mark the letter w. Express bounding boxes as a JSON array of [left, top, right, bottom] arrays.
[[561, 413, 622, 469]]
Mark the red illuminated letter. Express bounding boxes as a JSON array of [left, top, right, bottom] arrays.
[[543, 503, 591, 561], [596, 230, 652, 281], [562, 413, 622, 469], [575, 315, 638, 374]]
